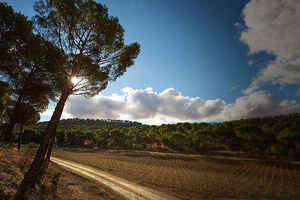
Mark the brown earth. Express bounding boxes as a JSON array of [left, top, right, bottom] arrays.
[[53, 149, 300, 200], [51, 157, 179, 200], [0, 144, 125, 200]]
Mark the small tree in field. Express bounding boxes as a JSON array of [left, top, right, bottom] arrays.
[[14, 0, 140, 199]]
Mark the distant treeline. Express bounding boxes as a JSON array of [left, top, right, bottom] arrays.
[[15, 114, 300, 156], [38, 118, 142, 128]]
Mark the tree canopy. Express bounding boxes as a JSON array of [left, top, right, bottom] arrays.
[[0, 2, 65, 140], [33, 0, 140, 96], [0, 81, 11, 122]]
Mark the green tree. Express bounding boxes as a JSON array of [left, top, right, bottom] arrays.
[[14, 1, 140, 198], [9, 103, 41, 150], [277, 124, 300, 154], [170, 132, 187, 151], [0, 81, 12, 122], [0, 2, 64, 141]]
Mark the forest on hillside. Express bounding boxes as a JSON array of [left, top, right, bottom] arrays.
[[14, 113, 300, 157], [38, 118, 142, 128]]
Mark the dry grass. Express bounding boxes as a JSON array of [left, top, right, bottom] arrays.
[[53, 149, 300, 200], [0, 144, 124, 200]]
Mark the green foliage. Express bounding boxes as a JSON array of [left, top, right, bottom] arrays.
[[8, 103, 40, 126], [39, 118, 141, 128], [20, 114, 300, 156], [0, 1, 64, 141], [0, 1, 63, 101], [33, 0, 140, 96], [0, 81, 12, 121]]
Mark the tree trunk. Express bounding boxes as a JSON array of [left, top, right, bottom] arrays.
[[4, 121, 16, 142], [35, 135, 56, 184], [18, 124, 24, 151], [13, 91, 70, 200], [4, 95, 23, 142]]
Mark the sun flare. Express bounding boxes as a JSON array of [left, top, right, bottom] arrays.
[[71, 76, 80, 85]]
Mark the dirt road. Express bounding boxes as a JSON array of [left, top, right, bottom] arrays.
[[51, 157, 180, 200]]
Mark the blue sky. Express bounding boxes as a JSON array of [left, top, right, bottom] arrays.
[[98, 0, 254, 102], [3, 0, 300, 124]]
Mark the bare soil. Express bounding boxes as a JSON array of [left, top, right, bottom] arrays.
[[52, 157, 179, 200], [0, 144, 125, 200], [53, 149, 300, 200]]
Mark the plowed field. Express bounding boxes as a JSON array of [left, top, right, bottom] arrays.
[[53, 149, 300, 200]]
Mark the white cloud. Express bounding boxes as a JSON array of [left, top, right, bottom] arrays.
[[244, 59, 300, 94], [240, 0, 300, 93], [40, 87, 300, 125], [221, 91, 300, 121], [40, 105, 72, 121], [64, 94, 125, 119], [63, 87, 226, 123]]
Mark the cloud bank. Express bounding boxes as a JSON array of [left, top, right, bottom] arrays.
[[64, 87, 225, 124], [221, 91, 300, 121], [58, 87, 300, 124], [240, 0, 300, 93]]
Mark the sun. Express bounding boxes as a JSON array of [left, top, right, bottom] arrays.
[[71, 76, 80, 85]]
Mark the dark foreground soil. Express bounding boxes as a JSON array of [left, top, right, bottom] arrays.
[[0, 144, 125, 200]]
